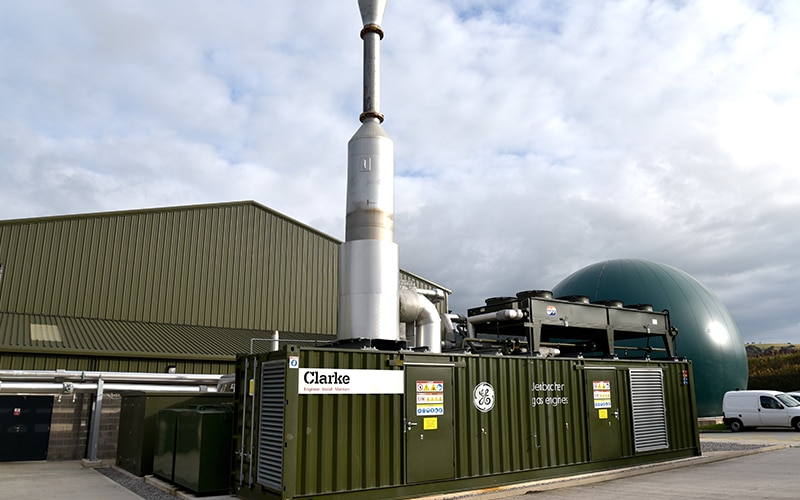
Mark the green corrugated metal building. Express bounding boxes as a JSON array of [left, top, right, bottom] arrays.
[[0, 200, 449, 374]]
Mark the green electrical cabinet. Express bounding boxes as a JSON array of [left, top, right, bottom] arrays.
[[152, 408, 181, 482], [153, 404, 233, 494], [173, 404, 234, 494], [117, 392, 233, 476]]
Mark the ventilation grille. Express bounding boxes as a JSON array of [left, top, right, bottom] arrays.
[[629, 368, 669, 452], [257, 360, 286, 490]]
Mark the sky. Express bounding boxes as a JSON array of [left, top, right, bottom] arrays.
[[1, 0, 798, 344]]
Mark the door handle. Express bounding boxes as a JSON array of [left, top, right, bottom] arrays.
[[613, 410, 620, 420], [407, 421, 418, 431]]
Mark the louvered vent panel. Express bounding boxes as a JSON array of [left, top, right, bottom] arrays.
[[630, 368, 669, 452], [257, 360, 286, 490]]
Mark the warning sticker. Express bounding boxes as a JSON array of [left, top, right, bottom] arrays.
[[416, 380, 444, 416], [592, 380, 612, 410], [417, 393, 443, 404], [416, 381, 444, 392], [424, 417, 438, 430]]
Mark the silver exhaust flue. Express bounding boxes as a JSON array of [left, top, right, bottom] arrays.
[[338, 0, 399, 342]]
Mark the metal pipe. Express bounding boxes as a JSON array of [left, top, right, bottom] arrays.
[[466, 309, 525, 337], [358, 0, 386, 122], [417, 288, 446, 304], [0, 381, 216, 394], [238, 357, 249, 487], [250, 333, 281, 354], [404, 322, 416, 348], [399, 289, 442, 353], [416, 298, 441, 354], [468, 309, 525, 324], [270, 330, 280, 351], [0, 369, 222, 385], [249, 357, 258, 488]]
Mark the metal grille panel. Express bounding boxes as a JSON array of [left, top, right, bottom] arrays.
[[257, 360, 286, 490], [630, 368, 669, 452]]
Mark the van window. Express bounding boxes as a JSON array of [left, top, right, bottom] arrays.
[[776, 393, 800, 407], [760, 396, 783, 409]]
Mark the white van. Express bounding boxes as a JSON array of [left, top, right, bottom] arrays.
[[722, 390, 800, 432]]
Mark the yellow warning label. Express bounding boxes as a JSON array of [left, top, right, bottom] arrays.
[[417, 393, 444, 404], [593, 380, 610, 390], [598, 409, 608, 419], [416, 380, 444, 392], [424, 417, 438, 430]]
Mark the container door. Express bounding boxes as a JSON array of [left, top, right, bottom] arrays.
[[585, 369, 622, 460], [405, 365, 455, 483]]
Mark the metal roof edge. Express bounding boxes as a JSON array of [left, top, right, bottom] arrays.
[[398, 268, 453, 294], [0, 202, 454, 292], [0, 200, 343, 244]]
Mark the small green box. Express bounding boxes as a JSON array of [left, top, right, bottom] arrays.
[[172, 404, 233, 494], [116, 392, 233, 477]]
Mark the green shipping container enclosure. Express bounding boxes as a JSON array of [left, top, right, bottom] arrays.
[[231, 346, 700, 500]]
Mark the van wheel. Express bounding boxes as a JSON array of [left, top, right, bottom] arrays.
[[793, 419, 800, 432], [729, 419, 744, 432]]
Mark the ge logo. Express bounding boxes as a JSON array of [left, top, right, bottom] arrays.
[[473, 382, 495, 412]]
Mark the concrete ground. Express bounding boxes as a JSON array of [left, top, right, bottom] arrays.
[[432, 429, 800, 500], [0, 429, 797, 499], [0, 460, 141, 500]]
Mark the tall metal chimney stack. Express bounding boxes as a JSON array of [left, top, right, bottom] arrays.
[[338, 0, 399, 342]]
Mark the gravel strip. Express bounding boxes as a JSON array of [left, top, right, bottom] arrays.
[[96, 467, 176, 500], [701, 441, 769, 453]]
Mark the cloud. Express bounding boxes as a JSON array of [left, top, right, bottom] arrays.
[[1, 0, 798, 343]]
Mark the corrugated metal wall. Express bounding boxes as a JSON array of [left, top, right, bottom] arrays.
[[293, 349, 404, 495], [0, 202, 340, 334], [0, 202, 449, 338], [453, 356, 588, 477]]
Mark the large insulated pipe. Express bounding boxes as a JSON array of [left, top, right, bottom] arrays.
[[0, 381, 216, 393], [399, 289, 442, 353], [0, 369, 222, 385], [339, 0, 399, 341]]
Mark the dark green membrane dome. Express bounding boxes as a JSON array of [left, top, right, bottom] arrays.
[[552, 258, 747, 417]]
